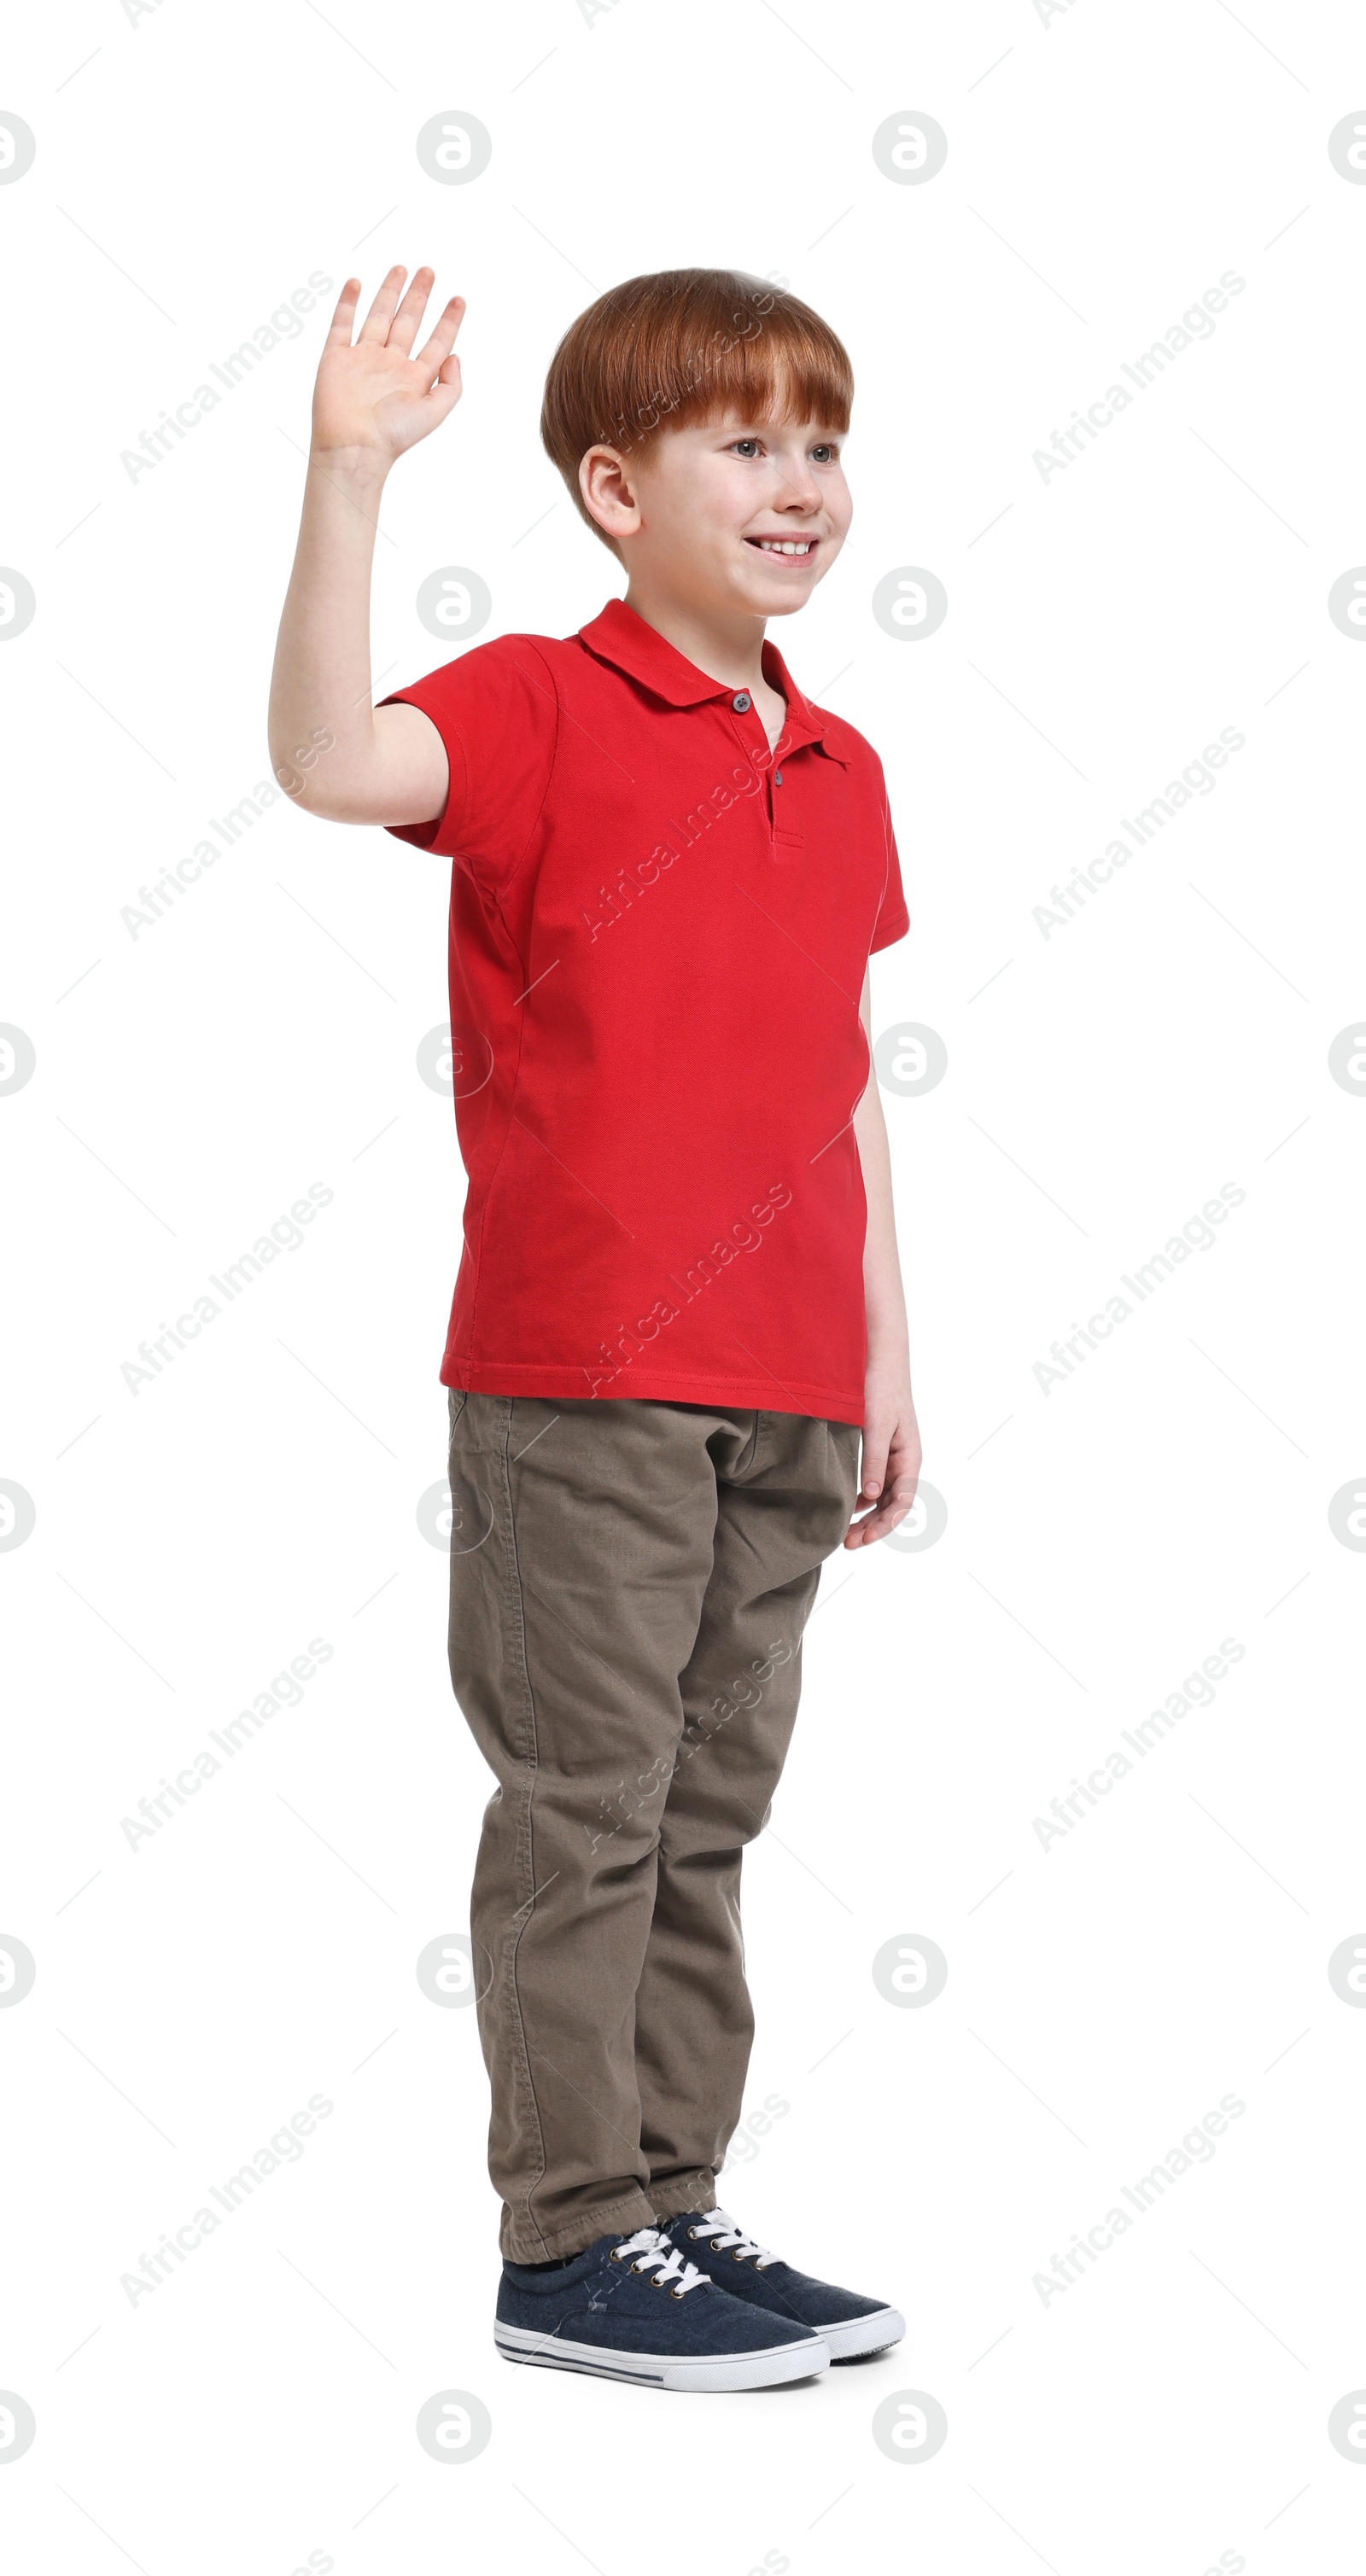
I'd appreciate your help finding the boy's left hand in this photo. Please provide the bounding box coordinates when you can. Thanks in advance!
[844,1374,921,1547]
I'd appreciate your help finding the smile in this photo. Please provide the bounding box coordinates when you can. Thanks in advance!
[745,537,818,559]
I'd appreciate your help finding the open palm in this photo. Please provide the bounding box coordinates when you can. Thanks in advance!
[312,266,464,464]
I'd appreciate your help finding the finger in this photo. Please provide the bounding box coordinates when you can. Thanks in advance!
[386,264,437,357]
[871,1468,919,1541]
[879,1440,919,1504]
[324,277,362,348]
[843,1489,882,1546]
[417,371,464,433]
[413,295,466,384]
[358,264,408,344]
[889,1439,921,1518]
[858,1425,890,1503]
[844,1459,916,1547]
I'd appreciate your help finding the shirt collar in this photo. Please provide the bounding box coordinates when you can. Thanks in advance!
[576,597,849,762]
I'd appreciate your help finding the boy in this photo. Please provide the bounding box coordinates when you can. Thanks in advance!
[269,265,920,2393]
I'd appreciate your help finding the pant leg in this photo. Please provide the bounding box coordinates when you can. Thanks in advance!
[635,1410,861,2218]
[446,1389,750,2261]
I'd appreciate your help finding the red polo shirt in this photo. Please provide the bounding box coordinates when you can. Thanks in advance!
[383,597,907,1425]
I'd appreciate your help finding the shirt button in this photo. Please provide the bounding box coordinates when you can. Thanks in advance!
[732,691,750,712]
[774,772,783,785]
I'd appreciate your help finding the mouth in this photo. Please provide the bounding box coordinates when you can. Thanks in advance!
[744,535,820,566]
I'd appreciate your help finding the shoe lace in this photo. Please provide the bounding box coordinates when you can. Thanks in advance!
[683,2208,779,2270]
[612,2226,710,2295]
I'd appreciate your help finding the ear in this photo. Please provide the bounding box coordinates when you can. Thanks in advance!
[579,444,641,543]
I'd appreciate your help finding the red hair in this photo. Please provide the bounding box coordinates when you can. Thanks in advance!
[540,267,853,555]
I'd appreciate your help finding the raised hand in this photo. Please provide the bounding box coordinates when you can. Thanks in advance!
[312,266,464,467]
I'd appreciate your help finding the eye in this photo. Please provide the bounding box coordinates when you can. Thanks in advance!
[731,437,762,458]
[810,442,839,464]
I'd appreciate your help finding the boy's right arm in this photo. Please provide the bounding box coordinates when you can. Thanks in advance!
[267,266,464,826]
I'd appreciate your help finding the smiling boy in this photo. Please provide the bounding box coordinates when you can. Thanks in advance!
[269,265,919,2392]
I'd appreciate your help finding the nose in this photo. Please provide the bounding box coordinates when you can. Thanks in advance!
[777,462,820,512]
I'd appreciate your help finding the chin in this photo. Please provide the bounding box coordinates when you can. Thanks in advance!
[749,583,814,618]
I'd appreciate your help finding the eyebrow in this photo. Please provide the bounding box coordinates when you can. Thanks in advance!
[711,421,845,436]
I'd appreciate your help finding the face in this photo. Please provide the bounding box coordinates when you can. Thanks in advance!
[581,412,853,618]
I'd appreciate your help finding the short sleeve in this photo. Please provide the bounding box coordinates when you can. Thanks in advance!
[870,786,908,952]
[379,635,558,900]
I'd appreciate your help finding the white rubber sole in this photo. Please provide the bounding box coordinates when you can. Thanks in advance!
[823,2305,906,2362]
[495,2318,830,2391]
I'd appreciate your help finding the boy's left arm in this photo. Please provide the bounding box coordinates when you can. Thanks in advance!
[846,970,922,1547]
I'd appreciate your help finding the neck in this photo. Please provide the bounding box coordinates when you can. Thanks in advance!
[620,581,769,694]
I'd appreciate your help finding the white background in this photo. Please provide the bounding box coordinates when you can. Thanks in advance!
[3,1,1365,2568]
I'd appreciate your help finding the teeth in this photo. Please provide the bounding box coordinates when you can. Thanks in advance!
[757,539,812,554]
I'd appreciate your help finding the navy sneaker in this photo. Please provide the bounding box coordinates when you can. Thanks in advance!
[495,2226,830,2391]
[661,2208,904,2362]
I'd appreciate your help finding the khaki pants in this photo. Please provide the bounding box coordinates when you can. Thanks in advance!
[446,1390,860,2260]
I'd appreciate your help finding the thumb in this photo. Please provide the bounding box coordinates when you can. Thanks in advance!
[860,1419,890,1498]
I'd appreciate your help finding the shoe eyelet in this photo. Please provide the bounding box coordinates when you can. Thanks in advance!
[686,2227,701,2240]
[731,2248,745,2261]
[631,2259,647,2274]
[608,2247,624,2262]
[669,2286,685,2299]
